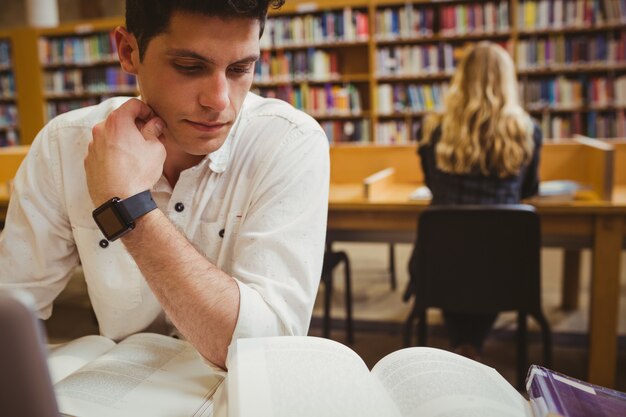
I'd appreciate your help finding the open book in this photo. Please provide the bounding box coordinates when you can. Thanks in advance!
[227,336,626,417]
[47,333,224,417]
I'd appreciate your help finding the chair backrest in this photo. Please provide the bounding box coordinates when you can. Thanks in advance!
[411,204,542,315]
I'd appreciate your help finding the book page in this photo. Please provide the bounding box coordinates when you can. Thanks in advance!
[47,335,116,384]
[54,333,223,417]
[371,347,532,417]
[228,336,402,417]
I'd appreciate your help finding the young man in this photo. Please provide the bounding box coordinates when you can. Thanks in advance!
[0,0,329,370]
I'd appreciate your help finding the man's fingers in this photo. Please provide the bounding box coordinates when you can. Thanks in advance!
[141,117,165,141]
[120,97,156,121]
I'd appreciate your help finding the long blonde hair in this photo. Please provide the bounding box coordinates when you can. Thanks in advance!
[421,42,534,178]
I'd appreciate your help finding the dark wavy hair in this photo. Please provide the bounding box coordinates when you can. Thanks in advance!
[126,0,285,60]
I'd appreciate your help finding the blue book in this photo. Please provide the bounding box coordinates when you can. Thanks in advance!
[587,111,597,138]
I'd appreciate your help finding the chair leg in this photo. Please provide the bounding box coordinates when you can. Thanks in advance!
[322,275,332,339]
[403,302,419,347]
[342,253,354,344]
[417,309,427,346]
[388,244,397,290]
[535,313,552,368]
[517,313,528,390]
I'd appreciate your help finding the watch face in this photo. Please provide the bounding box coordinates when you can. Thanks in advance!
[93,199,133,241]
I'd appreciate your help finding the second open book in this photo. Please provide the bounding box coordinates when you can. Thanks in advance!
[228,336,626,417]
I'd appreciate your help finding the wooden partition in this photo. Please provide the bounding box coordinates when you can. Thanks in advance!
[329,145,421,183]
[612,140,626,186]
[605,139,626,203]
[330,140,615,202]
[0,145,29,222]
[540,138,614,201]
[0,145,28,183]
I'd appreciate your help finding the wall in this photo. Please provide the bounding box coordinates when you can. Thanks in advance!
[0,0,124,28]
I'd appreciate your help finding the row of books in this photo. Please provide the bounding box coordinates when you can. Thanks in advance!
[259,7,369,49]
[538,110,626,138]
[254,49,341,84]
[375,119,421,144]
[46,98,98,120]
[374,6,434,40]
[38,32,117,66]
[376,44,467,77]
[614,76,626,105]
[0,73,15,98]
[439,1,510,35]
[516,34,626,69]
[43,67,136,95]
[518,0,626,30]
[321,119,370,143]
[521,77,585,109]
[587,110,625,137]
[0,129,18,147]
[253,83,362,117]
[0,41,11,67]
[377,83,448,114]
[0,104,18,126]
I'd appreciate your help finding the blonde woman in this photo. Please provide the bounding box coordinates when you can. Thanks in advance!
[407,41,542,360]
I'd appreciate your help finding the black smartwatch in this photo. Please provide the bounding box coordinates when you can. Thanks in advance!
[92,190,157,241]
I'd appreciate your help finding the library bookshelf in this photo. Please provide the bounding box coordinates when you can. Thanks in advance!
[11,17,136,145]
[262,0,626,144]
[3,0,626,147]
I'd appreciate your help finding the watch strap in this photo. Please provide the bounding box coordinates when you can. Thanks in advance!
[120,190,157,220]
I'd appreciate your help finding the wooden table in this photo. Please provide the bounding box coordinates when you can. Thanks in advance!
[328,183,626,389]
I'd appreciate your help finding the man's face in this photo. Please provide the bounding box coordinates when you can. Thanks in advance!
[129,12,260,157]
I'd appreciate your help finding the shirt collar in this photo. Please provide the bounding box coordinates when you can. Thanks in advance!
[204,98,248,174]
[206,131,231,174]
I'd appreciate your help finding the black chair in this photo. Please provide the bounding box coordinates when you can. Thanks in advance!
[321,244,354,344]
[403,204,552,389]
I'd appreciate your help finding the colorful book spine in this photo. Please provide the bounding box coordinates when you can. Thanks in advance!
[321,119,370,144]
[260,7,368,49]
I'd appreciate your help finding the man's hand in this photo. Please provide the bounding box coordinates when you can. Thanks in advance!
[85,98,166,206]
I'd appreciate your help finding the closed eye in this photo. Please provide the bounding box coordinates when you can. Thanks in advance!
[172,63,204,74]
[228,63,254,76]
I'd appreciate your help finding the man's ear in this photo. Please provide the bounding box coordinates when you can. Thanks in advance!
[115,26,140,75]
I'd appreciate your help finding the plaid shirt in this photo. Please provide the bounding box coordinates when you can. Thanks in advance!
[418,124,542,205]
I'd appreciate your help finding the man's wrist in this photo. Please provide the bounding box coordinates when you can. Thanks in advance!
[92,190,157,241]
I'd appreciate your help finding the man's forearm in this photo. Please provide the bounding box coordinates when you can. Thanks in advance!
[121,209,239,369]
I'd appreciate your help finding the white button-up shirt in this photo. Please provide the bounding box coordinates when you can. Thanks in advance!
[0,93,329,343]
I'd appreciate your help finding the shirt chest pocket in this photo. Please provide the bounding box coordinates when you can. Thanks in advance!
[198,211,242,270]
[73,226,143,310]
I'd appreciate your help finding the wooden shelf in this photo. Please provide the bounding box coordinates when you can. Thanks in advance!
[375,31,511,45]
[310,112,370,119]
[518,63,626,75]
[378,111,433,118]
[377,73,452,82]
[254,74,370,86]
[527,105,626,113]
[42,58,120,70]
[518,22,626,36]
[261,39,369,51]
[45,88,137,100]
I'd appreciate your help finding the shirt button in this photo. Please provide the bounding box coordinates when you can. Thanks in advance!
[99,239,109,248]
[174,202,185,212]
